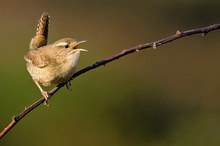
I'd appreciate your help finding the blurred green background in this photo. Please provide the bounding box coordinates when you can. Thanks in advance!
[1,0,220,145]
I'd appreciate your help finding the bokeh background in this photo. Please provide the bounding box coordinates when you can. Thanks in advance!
[1,0,220,145]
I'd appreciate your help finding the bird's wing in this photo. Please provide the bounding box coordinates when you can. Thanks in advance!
[29,12,50,50]
[24,49,50,68]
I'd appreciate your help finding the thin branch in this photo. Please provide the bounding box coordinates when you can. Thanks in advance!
[1,23,220,139]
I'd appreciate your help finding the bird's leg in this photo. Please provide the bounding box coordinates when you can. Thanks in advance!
[66,80,72,91]
[33,79,50,105]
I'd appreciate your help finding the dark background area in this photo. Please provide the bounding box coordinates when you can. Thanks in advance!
[1,0,220,145]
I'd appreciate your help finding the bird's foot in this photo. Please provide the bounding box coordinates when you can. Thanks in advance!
[66,81,72,91]
[41,90,50,106]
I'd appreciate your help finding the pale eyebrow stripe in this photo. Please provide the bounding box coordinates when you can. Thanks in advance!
[54,42,68,47]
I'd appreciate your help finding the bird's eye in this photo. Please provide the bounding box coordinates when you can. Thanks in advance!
[64,44,69,48]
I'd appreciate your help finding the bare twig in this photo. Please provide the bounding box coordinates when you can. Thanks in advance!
[1,23,220,139]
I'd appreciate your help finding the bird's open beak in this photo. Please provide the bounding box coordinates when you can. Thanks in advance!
[75,40,87,52]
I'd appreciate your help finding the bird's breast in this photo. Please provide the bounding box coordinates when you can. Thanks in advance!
[52,51,81,84]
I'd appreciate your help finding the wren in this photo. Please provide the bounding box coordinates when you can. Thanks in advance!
[24,12,87,104]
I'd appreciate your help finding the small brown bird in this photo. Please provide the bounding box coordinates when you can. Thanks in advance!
[24,12,87,103]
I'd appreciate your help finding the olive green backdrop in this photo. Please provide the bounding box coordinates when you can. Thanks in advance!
[1,0,220,145]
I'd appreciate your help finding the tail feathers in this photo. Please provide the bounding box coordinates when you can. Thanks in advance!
[29,12,50,50]
[36,12,50,39]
